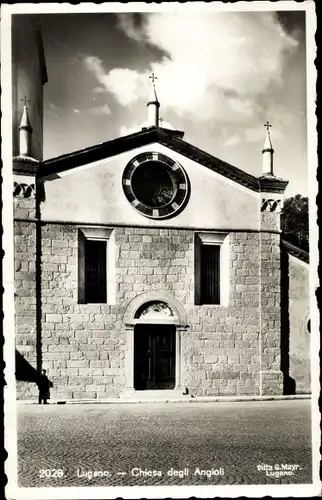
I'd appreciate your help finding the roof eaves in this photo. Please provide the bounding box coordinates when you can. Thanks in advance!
[39,127,160,178]
[281,238,309,264]
[259,174,289,194]
[157,131,260,192]
[40,126,260,192]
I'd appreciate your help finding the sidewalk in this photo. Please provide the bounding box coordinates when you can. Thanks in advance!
[17,394,311,405]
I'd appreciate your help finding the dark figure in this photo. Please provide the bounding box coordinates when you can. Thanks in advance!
[37,369,53,404]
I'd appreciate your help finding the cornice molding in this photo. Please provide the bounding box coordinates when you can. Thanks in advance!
[13,156,40,175]
[39,128,289,194]
[258,174,289,193]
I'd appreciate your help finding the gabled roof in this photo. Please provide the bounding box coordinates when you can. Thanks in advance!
[37,127,288,193]
[281,238,309,264]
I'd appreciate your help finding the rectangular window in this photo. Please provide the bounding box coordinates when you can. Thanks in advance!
[78,227,116,305]
[85,239,107,303]
[195,232,229,306]
[200,244,220,304]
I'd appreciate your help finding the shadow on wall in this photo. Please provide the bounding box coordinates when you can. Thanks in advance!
[15,349,39,383]
[36,184,44,373]
[280,248,296,395]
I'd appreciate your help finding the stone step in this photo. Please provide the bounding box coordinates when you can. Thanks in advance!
[120,389,192,400]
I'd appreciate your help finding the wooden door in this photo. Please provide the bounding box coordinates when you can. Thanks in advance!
[134,325,175,390]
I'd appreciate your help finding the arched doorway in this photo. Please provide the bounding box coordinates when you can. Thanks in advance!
[134,302,176,390]
[123,293,188,394]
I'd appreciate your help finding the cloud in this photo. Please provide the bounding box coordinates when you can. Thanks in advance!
[73,108,81,113]
[223,134,242,147]
[93,86,106,94]
[245,126,284,143]
[117,14,145,43]
[84,56,146,106]
[103,68,146,106]
[88,104,111,116]
[120,124,141,137]
[228,97,258,118]
[83,12,299,129]
[222,123,285,148]
[47,102,61,119]
[158,119,174,130]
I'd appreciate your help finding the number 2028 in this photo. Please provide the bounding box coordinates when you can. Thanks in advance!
[39,469,64,478]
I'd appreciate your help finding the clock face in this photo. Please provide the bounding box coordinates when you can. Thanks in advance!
[122,152,189,219]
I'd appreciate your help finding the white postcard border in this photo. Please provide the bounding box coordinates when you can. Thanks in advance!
[2,2,320,499]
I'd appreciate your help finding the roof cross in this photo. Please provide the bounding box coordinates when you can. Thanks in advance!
[149,72,158,84]
[21,96,30,106]
[264,121,272,131]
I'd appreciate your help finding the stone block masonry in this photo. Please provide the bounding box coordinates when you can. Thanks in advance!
[183,232,261,396]
[14,194,39,399]
[259,232,283,395]
[14,220,283,399]
[259,208,284,395]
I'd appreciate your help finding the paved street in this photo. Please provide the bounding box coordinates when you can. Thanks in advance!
[17,400,312,487]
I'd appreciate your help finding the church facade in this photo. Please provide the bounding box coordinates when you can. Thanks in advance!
[13,16,311,400]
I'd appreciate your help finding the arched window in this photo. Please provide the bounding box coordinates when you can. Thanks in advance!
[135,301,174,319]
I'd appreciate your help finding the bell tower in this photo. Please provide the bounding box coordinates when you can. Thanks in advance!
[12,15,47,162]
[12,16,48,398]
[258,121,288,395]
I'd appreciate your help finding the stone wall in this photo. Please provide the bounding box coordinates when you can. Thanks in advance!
[259,232,283,395]
[288,255,310,393]
[259,209,283,395]
[14,218,289,399]
[184,232,261,396]
[14,195,38,399]
[33,225,262,399]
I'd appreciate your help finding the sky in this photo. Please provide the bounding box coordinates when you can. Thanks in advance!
[32,9,307,196]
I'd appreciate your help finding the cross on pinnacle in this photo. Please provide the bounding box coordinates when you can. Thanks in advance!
[21,96,30,106]
[149,73,158,84]
[264,121,272,131]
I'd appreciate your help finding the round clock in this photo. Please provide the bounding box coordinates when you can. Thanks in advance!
[122,152,189,219]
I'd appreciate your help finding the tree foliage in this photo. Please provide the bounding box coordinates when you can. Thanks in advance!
[281,194,309,251]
